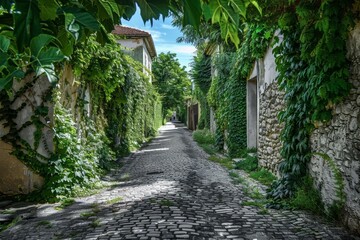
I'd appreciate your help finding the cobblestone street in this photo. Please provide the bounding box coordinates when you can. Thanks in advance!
[0,122,359,240]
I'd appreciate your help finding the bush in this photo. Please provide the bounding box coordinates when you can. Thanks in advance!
[290,177,324,215]
[235,154,258,172]
[193,129,214,145]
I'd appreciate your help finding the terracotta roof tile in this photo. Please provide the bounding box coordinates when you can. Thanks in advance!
[112,25,157,59]
[112,25,150,37]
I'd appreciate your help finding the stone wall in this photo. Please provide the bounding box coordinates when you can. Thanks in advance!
[258,81,285,174]
[0,74,53,195]
[309,23,360,234]
[256,25,360,233]
[0,65,89,196]
[257,44,285,174]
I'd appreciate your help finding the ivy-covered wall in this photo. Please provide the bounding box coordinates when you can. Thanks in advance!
[309,23,360,233]
[256,24,360,234]
[0,74,52,195]
[0,35,163,200]
[208,25,273,157]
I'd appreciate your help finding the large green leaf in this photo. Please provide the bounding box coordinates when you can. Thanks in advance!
[36,64,57,83]
[38,0,59,20]
[14,0,42,50]
[0,52,8,66]
[183,0,201,28]
[75,12,100,30]
[0,0,13,11]
[37,47,64,65]
[30,34,56,56]
[0,35,10,52]
[117,0,136,21]
[135,0,171,24]
[98,0,120,20]
[61,7,100,31]
[57,27,74,56]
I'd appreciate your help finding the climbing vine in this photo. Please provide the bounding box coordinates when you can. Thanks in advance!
[191,53,212,129]
[0,33,163,200]
[268,0,354,200]
[208,24,274,157]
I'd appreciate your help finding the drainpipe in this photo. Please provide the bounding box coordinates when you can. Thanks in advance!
[256,59,260,149]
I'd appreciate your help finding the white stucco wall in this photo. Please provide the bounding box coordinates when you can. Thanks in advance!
[117,38,153,81]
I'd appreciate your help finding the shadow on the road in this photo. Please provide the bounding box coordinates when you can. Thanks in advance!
[1,122,359,240]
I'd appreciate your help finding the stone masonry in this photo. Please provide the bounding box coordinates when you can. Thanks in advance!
[309,22,360,234]
[256,24,360,233]
[258,81,285,174]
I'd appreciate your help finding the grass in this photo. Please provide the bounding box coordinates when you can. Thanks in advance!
[208,155,233,170]
[90,219,101,228]
[229,171,245,185]
[106,197,123,205]
[55,198,75,210]
[0,215,21,232]
[193,129,214,144]
[235,152,276,186]
[80,211,96,218]
[250,169,277,186]
[249,188,265,200]
[235,154,258,172]
[119,173,131,182]
[242,201,264,207]
[289,177,324,215]
[193,129,217,155]
[0,209,15,214]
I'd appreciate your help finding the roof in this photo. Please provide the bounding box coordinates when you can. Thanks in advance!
[112,25,157,58]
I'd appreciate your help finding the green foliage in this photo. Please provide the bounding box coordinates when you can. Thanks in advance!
[0,0,259,94]
[289,177,324,215]
[208,155,234,170]
[193,129,215,144]
[192,129,217,155]
[249,169,277,187]
[43,101,100,201]
[152,52,191,119]
[191,53,212,129]
[268,0,353,201]
[208,24,273,157]
[73,35,163,157]
[235,151,276,186]
[106,197,123,205]
[313,153,345,220]
[235,155,258,172]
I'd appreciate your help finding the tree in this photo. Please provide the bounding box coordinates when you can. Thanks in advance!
[0,0,260,92]
[152,52,191,120]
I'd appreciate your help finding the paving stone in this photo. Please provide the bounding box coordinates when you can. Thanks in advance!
[0,122,358,240]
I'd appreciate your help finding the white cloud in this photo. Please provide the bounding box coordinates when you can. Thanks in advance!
[147,30,167,42]
[156,44,196,54]
[161,24,175,30]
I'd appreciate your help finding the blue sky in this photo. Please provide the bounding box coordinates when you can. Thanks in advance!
[121,11,196,72]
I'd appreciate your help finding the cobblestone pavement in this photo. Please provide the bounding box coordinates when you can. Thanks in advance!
[0,122,359,240]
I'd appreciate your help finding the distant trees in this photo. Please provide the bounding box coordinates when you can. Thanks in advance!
[152,52,191,120]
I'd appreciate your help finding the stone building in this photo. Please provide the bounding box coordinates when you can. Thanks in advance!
[112,25,157,81]
[248,26,360,233]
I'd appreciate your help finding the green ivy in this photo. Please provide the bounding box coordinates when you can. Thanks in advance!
[191,53,212,129]
[208,24,273,157]
[268,0,354,200]
[72,35,163,157]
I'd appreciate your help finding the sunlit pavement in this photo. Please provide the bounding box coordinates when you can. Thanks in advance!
[0,122,359,240]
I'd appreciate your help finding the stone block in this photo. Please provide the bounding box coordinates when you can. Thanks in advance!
[0,141,44,195]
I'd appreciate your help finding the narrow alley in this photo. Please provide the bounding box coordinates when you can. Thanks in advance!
[0,122,358,240]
